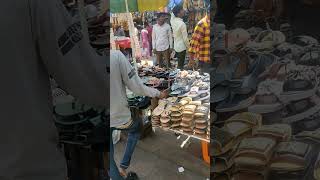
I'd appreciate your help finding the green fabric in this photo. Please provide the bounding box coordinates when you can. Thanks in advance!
[110,0,138,13]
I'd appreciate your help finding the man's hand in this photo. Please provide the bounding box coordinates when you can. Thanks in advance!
[188,60,195,69]
[158,89,169,99]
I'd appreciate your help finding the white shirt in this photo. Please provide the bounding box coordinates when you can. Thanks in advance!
[170,13,189,52]
[0,0,107,179]
[152,23,173,51]
[110,50,160,127]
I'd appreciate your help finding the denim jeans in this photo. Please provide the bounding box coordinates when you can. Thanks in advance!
[109,119,142,180]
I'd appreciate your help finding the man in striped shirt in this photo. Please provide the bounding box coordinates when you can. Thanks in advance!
[188,15,210,72]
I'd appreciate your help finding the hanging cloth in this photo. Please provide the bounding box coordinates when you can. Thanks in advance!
[137,0,169,12]
[110,0,138,13]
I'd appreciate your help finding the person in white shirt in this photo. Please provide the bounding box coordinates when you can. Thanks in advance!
[110,50,167,180]
[171,5,189,70]
[152,13,173,68]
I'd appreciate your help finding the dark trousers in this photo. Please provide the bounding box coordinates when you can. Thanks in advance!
[176,50,186,70]
[155,49,170,68]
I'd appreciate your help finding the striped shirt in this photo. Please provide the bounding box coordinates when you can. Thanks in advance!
[189,16,210,63]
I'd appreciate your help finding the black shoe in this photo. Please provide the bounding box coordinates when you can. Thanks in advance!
[125,172,139,180]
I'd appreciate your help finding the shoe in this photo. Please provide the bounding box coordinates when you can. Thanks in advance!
[126,172,139,180]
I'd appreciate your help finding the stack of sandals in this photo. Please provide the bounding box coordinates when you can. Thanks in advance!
[179,97,195,133]
[170,103,183,129]
[211,111,320,179]
[249,62,320,134]
[211,112,262,179]
[160,109,171,130]
[151,100,166,127]
[194,105,209,137]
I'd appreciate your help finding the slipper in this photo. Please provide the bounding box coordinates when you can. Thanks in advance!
[253,124,292,142]
[298,49,320,66]
[212,148,236,173]
[249,80,284,114]
[225,112,262,137]
[292,35,318,48]
[270,141,313,178]
[234,137,277,172]
[295,128,320,145]
[282,95,320,124]
[211,126,236,156]
[215,91,256,113]
[280,66,318,103]
[125,172,139,180]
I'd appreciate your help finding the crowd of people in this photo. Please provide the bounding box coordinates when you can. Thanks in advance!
[113,5,210,72]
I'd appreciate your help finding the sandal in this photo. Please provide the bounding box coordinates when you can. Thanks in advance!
[298,49,320,66]
[280,65,318,103]
[269,141,313,178]
[282,94,320,124]
[248,80,284,114]
[295,128,320,145]
[211,126,236,156]
[252,124,292,142]
[212,148,236,173]
[211,112,262,156]
[234,137,277,172]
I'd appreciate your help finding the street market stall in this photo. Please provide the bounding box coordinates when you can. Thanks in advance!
[110,0,211,164]
[212,1,320,179]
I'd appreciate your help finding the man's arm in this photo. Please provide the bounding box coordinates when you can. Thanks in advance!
[181,23,189,50]
[168,24,173,49]
[152,26,156,50]
[116,51,161,98]
[31,0,107,107]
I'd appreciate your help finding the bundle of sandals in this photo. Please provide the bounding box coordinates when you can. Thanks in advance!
[170,70,210,102]
[152,96,210,139]
[212,7,320,179]
[211,112,320,180]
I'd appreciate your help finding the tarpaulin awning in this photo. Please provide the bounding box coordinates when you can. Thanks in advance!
[137,0,168,11]
[110,0,168,13]
[110,0,138,13]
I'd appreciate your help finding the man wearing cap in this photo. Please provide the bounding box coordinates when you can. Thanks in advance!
[152,13,173,68]
[171,5,189,70]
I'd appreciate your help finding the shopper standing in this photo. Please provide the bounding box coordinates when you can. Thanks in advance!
[141,24,151,58]
[0,0,107,180]
[188,15,210,72]
[152,13,173,68]
[146,22,153,55]
[171,5,189,70]
[110,50,167,180]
